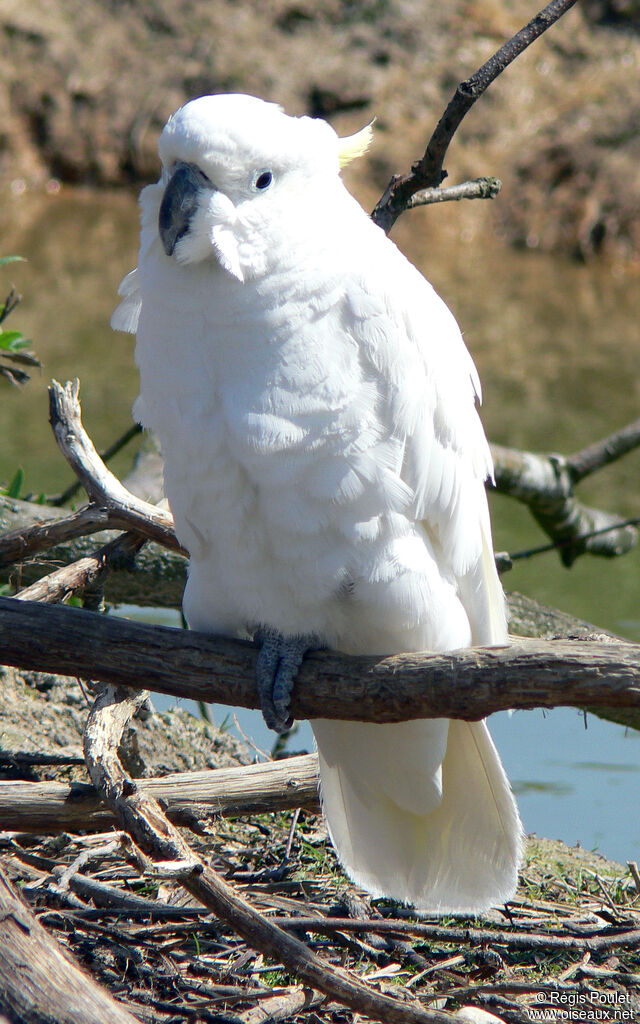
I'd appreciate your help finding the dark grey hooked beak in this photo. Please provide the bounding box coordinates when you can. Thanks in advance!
[158,162,213,256]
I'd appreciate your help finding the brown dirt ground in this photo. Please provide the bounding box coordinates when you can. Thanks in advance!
[1,1,640,261]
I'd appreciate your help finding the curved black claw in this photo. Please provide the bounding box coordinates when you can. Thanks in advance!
[254,628,318,734]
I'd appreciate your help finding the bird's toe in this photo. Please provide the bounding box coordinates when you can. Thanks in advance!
[254,628,319,733]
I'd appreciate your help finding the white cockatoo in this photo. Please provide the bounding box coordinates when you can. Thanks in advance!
[112,93,523,912]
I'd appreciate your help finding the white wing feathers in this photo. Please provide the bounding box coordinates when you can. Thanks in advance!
[346,235,507,645]
[111,268,141,334]
[312,234,518,912]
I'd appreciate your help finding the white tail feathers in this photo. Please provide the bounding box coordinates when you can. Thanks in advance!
[312,716,523,913]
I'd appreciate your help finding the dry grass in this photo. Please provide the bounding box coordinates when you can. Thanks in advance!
[3,807,638,1023]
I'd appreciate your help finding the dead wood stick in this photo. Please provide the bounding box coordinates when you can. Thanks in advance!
[0,503,113,569]
[51,422,143,507]
[0,495,186,607]
[15,531,145,604]
[1,597,638,722]
[0,860,142,1024]
[237,987,324,1023]
[406,177,502,208]
[271,917,640,954]
[490,442,638,566]
[0,501,183,570]
[83,684,455,1024]
[0,755,320,832]
[46,378,185,554]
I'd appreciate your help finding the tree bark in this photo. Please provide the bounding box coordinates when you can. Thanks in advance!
[0,495,186,607]
[0,754,320,833]
[1,596,638,726]
[0,863,142,1024]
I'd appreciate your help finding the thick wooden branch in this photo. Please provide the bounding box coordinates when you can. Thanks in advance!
[0,862,142,1024]
[491,442,638,566]
[372,0,579,232]
[0,754,320,833]
[1,597,638,723]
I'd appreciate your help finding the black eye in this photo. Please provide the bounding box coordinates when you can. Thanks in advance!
[254,170,273,191]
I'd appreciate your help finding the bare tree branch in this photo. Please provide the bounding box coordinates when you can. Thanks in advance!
[406,176,502,209]
[271,916,640,955]
[47,379,185,554]
[491,439,639,566]
[14,531,145,604]
[372,0,580,232]
[0,500,183,569]
[1,597,638,724]
[50,421,143,507]
[0,494,186,607]
[0,754,320,833]
[567,416,640,484]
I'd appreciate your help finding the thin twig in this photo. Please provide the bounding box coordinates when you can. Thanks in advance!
[372,0,579,231]
[507,516,640,564]
[407,177,502,208]
[271,916,640,953]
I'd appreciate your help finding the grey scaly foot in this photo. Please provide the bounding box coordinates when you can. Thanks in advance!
[254,627,319,733]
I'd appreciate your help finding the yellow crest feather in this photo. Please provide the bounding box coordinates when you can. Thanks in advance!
[337,120,375,167]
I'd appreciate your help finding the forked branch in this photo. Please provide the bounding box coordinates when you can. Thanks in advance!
[372,0,580,232]
[491,424,640,567]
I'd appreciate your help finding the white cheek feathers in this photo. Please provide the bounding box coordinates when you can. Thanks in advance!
[174,190,242,280]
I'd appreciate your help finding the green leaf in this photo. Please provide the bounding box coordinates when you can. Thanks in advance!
[0,330,31,352]
[0,256,26,267]
[7,467,24,498]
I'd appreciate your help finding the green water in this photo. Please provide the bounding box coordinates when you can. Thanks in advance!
[1,187,639,861]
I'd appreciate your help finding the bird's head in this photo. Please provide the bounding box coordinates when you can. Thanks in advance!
[150,93,373,281]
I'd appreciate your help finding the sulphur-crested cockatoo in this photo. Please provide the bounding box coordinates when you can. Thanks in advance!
[113,93,523,912]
